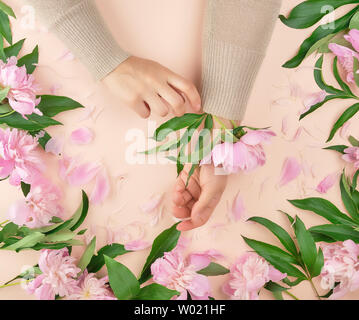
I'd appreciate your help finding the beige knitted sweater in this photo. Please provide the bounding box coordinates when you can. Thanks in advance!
[27,0,281,120]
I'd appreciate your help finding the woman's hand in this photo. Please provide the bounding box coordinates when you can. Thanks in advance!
[171,116,235,231]
[103,56,201,118]
[172,163,228,231]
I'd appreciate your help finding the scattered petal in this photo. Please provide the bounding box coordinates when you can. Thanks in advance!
[124,240,151,251]
[140,194,164,213]
[45,137,64,156]
[70,127,94,145]
[279,157,302,187]
[90,168,111,205]
[316,173,338,194]
[229,192,245,222]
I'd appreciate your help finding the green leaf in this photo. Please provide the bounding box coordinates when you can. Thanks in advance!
[68,190,89,231]
[154,113,204,142]
[247,216,298,257]
[351,9,359,29]
[311,231,336,243]
[36,95,84,117]
[349,135,359,147]
[293,216,317,274]
[272,291,284,300]
[105,255,139,300]
[0,112,62,131]
[21,181,30,197]
[278,210,295,225]
[327,103,359,142]
[0,86,9,102]
[0,222,18,242]
[309,224,359,243]
[352,170,359,191]
[324,145,348,154]
[17,45,38,74]
[314,55,343,95]
[354,55,359,88]
[0,1,15,18]
[289,198,355,226]
[311,247,324,278]
[333,57,354,95]
[43,230,75,242]
[243,237,306,279]
[197,262,230,276]
[1,232,45,251]
[141,138,179,155]
[282,277,306,287]
[87,243,130,273]
[4,38,24,58]
[78,236,96,272]
[264,281,290,293]
[300,95,352,120]
[340,171,359,221]
[282,6,359,68]
[133,284,179,300]
[204,114,213,130]
[36,131,51,150]
[279,0,359,29]
[139,223,181,284]
[0,10,11,44]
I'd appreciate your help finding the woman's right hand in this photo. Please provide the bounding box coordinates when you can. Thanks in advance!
[103,56,201,118]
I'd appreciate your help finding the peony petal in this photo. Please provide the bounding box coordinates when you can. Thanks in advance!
[67,162,101,186]
[90,168,111,205]
[279,157,301,187]
[45,137,64,156]
[140,193,163,213]
[316,173,338,194]
[229,191,245,221]
[70,127,94,145]
[124,240,151,251]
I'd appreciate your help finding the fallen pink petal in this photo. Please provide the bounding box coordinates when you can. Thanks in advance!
[70,127,94,145]
[279,157,302,187]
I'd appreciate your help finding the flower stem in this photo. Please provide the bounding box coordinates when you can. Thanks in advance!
[213,115,239,142]
[308,277,321,300]
[0,279,31,289]
[285,291,300,300]
[0,220,9,226]
[0,110,15,118]
[230,120,237,128]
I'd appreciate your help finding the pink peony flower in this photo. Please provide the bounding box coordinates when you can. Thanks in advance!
[223,252,286,300]
[344,29,359,54]
[342,147,359,168]
[329,43,359,83]
[0,128,44,185]
[8,176,62,228]
[66,270,116,300]
[206,130,275,174]
[0,56,42,118]
[320,240,359,299]
[27,248,80,300]
[151,250,211,300]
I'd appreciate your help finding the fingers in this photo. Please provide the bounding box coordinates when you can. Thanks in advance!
[132,102,151,119]
[157,85,186,117]
[177,184,223,232]
[143,93,169,117]
[167,74,201,112]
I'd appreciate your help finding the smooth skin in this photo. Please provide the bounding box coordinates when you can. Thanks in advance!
[172,118,234,231]
[104,56,231,231]
[103,56,202,118]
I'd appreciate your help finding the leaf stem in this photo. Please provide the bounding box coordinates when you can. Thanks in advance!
[0,110,14,118]
[284,291,300,300]
[0,220,9,226]
[308,277,321,300]
[213,115,239,142]
[0,280,25,289]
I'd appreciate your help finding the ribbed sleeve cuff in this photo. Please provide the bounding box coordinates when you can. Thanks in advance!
[201,38,265,121]
[51,0,129,80]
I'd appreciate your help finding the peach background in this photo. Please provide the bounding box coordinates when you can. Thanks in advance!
[0,0,358,300]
